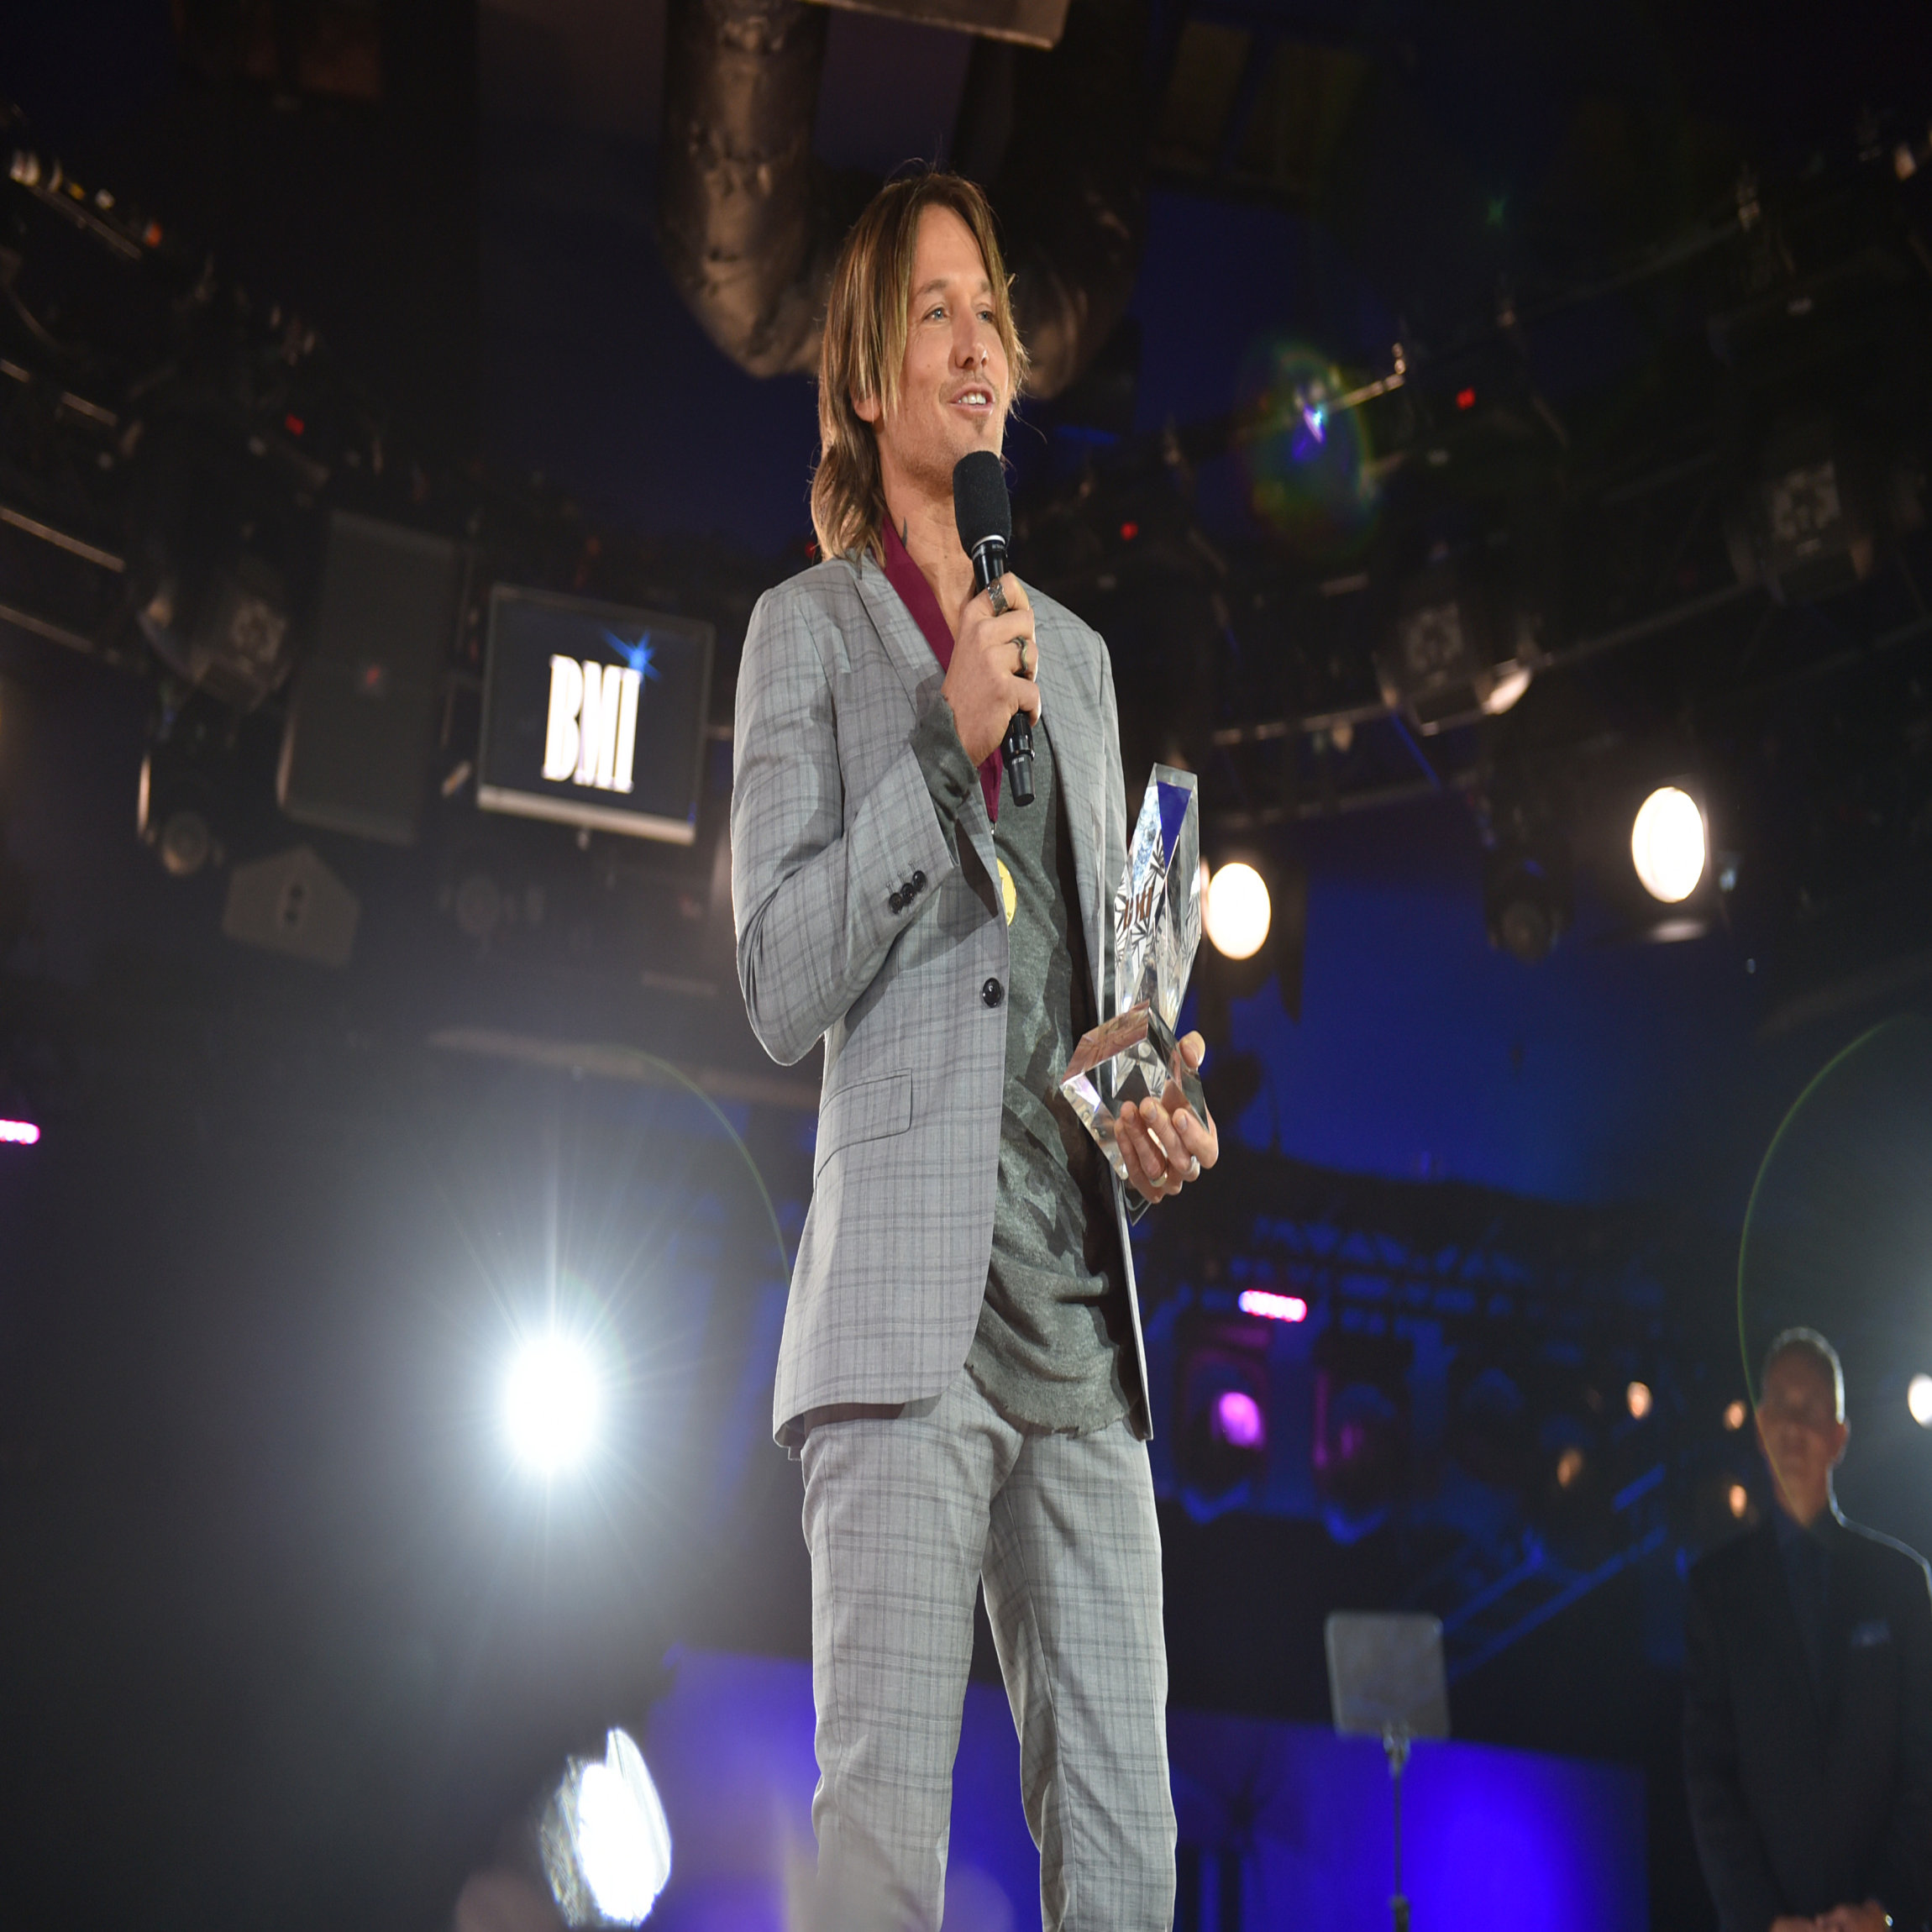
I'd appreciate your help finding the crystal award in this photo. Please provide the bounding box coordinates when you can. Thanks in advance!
[1060,764,1207,1180]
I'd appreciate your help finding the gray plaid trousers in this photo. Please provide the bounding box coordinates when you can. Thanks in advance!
[802,1370,1175,1932]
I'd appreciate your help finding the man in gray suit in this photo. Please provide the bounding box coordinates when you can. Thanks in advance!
[731,171,1220,1931]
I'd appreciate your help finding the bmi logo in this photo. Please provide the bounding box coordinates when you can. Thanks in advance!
[541,633,659,792]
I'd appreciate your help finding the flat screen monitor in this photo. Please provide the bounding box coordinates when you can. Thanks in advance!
[478,585,714,843]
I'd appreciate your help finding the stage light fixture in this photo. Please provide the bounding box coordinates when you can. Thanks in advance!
[1312,1331,1410,1536]
[1368,486,1557,737]
[1446,1356,1534,1493]
[1236,1288,1307,1324]
[1728,1482,1749,1519]
[1483,839,1572,964]
[1909,1374,1932,1427]
[1204,861,1271,960]
[505,1331,601,1474]
[540,1726,673,1926]
[1214,1389,1266,1451]
[0,1117,40,1145]
[1625,1380,1652,1420]
[1630,787,1706,903]
[1725,412,1879,604]
[1374,570,1546,735]
[1724,1399,1747,1431]
[1175,1316,1273,1502]
[1554,1445,1586,1490]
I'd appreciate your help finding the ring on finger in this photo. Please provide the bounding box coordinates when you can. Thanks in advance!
[1015,637,1030,677]
[987,579,1010,617]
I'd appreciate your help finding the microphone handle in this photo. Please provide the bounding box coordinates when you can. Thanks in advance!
[974,538,1034,809]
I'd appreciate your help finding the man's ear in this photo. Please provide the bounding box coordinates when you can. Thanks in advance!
[852,391,881,427]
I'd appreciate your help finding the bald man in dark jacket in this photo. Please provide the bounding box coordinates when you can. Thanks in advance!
[1685,1331,1932,1932]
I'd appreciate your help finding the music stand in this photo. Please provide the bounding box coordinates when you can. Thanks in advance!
[1325,1612,1449,1932]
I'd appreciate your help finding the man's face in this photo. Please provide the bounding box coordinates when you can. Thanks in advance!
[856,204,1008,496]
[1756,1351,1848,1518]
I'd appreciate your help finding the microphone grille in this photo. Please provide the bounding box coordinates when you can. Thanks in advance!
[952,450,1011,554]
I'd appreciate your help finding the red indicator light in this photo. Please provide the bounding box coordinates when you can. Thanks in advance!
[1456,387,1476,411]
[284,414,305,437]
[1120,521,1139,542]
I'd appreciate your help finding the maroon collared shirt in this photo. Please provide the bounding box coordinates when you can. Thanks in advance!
[879,517,1003,826]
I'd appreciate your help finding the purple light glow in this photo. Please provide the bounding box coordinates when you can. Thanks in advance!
[635,1649,1645,1930]
[1237,1288,1308,1323]
[1213,1389,1266,1449]
[0,1118,40,1146]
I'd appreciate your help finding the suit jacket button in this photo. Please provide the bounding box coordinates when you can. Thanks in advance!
[911,870,927,890]
[890,892,904,914]
[982,977,1003,1008]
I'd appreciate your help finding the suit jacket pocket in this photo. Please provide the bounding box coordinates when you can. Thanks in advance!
[814,1070,912,1174]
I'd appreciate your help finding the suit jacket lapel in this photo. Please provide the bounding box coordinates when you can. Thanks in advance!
[1032,601,1108,1014]
[851,554,999,885]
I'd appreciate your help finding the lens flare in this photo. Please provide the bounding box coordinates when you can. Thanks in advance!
[1237,343,1381,556]
[542,1727,673,1925]
[506,1331,601,1473]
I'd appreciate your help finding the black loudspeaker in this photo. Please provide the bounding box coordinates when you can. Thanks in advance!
[277,512,461,845]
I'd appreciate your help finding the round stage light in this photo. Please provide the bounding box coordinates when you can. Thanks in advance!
[1630,787,1706,903]
[1626,1380,1652,1420]
[506,1331,601,1474]
[1212,1389,1266,1450]
[1205,862,1271,960]
[1728,1482,1749,1519]
[1909,1374,1932,1427]
[1723,1399,1747,1431]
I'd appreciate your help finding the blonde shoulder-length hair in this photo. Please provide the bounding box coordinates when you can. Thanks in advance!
[811,172,1029,564]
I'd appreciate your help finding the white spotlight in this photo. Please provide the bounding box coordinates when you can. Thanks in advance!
[1630,787,1706,903]
[1205,862,1271,961]
[542,1727,673,1925]
[1908,1374,1932,1427]
[506,1331,601,1473]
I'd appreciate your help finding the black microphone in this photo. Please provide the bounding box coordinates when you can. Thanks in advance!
[952,449,1033,808]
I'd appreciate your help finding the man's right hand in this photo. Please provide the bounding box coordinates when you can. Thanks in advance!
[943,575,1041,767]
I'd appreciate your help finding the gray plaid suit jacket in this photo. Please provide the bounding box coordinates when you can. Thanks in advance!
[731,549,1153,1447]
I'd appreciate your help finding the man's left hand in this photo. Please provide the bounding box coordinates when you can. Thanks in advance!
[1116,1031,1220,1205]
[1819,1903,1890,1932]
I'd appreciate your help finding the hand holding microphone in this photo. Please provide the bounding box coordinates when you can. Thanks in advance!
[951,450,1036,806]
